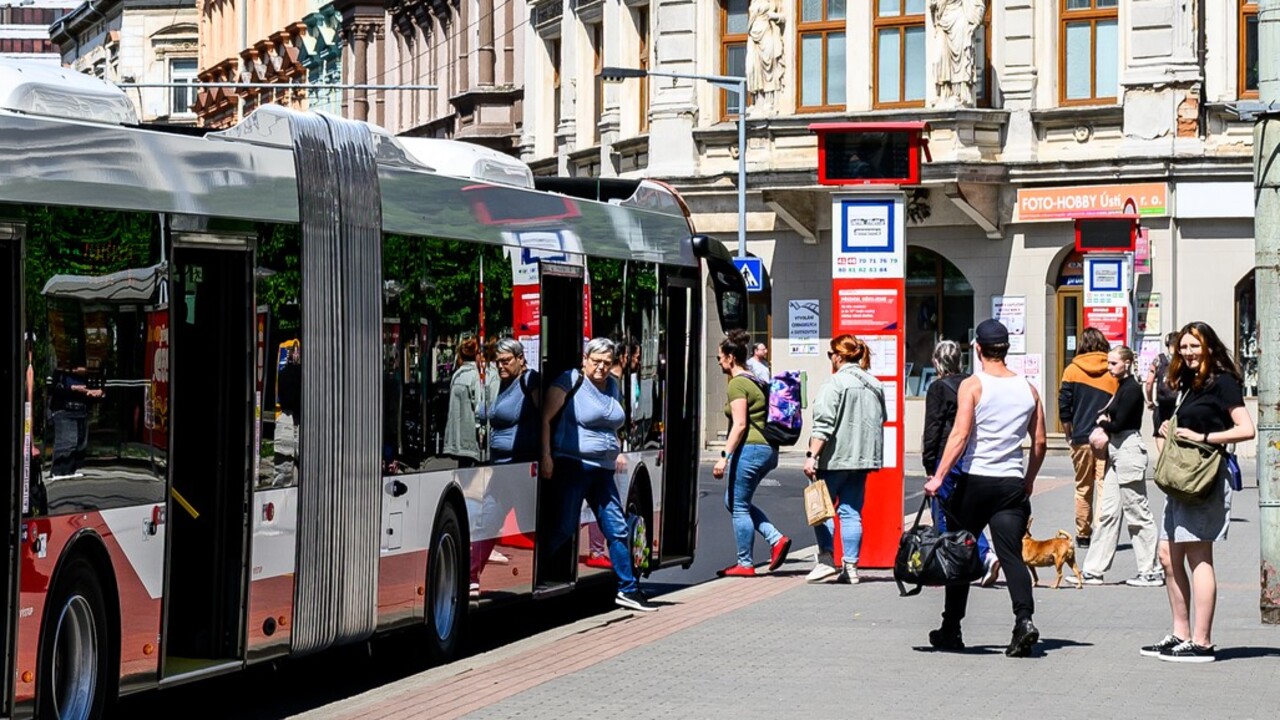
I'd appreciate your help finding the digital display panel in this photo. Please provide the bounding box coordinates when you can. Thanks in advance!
[812,122,927,186]
[1075,217,1137,252]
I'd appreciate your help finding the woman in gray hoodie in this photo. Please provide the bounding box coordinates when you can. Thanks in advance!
[802,334,886,584]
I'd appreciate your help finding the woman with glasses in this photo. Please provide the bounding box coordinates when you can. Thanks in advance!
[542,338,655,612]
[803,334,885,584]
[712,329,791,577]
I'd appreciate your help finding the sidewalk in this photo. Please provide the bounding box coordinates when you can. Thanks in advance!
[295,463,1280,720]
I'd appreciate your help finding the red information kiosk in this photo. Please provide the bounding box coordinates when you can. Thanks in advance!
[810,122,928,568]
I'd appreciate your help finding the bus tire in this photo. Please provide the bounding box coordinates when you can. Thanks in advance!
[38,556,111,720]
[425,501,467,663]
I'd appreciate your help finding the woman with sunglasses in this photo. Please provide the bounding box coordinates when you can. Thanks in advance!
[802,334,886,584]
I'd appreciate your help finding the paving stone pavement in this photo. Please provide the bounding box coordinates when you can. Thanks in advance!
[297,456,1280,720]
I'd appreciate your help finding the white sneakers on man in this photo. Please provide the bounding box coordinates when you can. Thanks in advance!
[806,551,841,583]
[837,562,859,584]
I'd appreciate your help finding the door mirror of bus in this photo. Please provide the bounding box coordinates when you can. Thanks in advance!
[388,480,408,498]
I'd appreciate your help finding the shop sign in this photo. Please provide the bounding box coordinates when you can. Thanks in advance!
[1015,182,1168,222]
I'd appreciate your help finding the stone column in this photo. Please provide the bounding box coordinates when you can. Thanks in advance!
[997,0,1038,162]
[645,0,699,178]
[479,0,495,86]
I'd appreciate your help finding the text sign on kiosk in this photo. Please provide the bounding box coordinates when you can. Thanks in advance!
[810,122,930,186]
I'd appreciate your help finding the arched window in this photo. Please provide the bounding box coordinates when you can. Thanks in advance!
[905,248,972,396]
[1237,270,1257,396]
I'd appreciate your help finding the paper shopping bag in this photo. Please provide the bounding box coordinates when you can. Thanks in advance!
[804,479,836,527]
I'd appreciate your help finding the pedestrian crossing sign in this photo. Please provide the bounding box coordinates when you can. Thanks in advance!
[732,257,764,293]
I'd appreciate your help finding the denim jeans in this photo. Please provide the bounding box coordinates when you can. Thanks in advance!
[724,443,782,567]
[812,469,869,565]
[931,468,992,560]
[553,458,638,593]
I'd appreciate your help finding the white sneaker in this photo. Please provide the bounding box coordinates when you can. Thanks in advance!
[837,562,859,585]
[806,551,840,583]
[488,549,511,564]
[468,582,480,599]
[976,553,1000,587]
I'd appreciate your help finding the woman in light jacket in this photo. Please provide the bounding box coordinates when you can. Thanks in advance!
[443,337,483,466]
[802,334,886,584]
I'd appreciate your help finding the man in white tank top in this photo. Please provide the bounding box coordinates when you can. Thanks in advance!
[923,319,1048,658]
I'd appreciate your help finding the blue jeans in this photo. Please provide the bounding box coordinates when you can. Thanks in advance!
[554,458,638,593]
[931,468,992,559]
[813,469,868,565]
[724,443,782,567]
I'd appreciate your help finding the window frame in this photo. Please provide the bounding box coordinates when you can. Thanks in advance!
[637,5,650,133]
[549,38,562,135]
[169,57,199,117]
[796,0,847,113]
[1240,0,1259,99]
[590,23,604,146]
[975,3,993,108]
[872,0,926,109]
[719,0,748,120]
[1058,0,1119,106]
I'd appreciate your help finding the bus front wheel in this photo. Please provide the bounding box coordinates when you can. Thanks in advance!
[38,557,111,720]
[425,502,467,663]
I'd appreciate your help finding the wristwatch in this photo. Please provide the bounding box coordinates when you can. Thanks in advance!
[805,451,813,459]
[720,450,727,458]
[1203,432,1210,443]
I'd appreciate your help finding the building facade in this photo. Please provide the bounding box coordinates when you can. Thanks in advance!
[49,0,198,124]
[1,0,75,64]
[522,0,1263,456]
[192,0,343,127]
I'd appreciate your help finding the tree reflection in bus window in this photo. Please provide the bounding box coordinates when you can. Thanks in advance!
[256,224,301,490]
[21,206,165,516]
[380,235,514,473]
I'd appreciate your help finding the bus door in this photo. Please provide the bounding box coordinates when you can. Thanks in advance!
[162,234,253,680]
[533,263,584,597]
[659,276,698,566]
[0,221,21,711]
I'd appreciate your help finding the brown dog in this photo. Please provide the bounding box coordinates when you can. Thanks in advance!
[1021,517,1083,590]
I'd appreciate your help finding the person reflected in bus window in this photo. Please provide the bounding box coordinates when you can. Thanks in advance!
[541,338,656,612]
[443,337,483,468]
[273,342,301,487]
[49,365,103,478]
[470,338,540,597]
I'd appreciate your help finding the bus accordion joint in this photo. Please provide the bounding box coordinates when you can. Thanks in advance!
[170,489,199,520]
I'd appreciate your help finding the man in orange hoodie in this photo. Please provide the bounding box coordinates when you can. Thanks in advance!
[1057,327,1118,548]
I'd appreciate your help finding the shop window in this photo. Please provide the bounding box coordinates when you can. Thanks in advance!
[874,0,926,108]
[1241,0,1259,98]
[904,248,972,396]
[1237,270,1258,397]
[1060,0,1118,104]
[720,0,749,118]
[797,0,847,111]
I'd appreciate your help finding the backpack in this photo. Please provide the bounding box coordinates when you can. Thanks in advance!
[748,371,803,447]
[1153,354,1177,405]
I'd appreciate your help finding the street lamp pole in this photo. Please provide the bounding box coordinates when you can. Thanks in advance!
[601,67,748,258]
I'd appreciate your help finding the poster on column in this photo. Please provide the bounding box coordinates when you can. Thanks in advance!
[835,284,900,332]
[1083,305,1129,347]
[787,299,821,356]
[1005,353,1043,400]
[991,295,1027,354]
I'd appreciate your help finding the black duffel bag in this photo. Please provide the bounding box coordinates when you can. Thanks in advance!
[894,497,985,597]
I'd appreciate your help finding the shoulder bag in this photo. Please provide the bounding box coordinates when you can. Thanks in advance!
[1153,392,1223,503]
[893,497,984,597]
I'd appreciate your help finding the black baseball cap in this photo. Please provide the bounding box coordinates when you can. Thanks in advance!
[975,319,1010,345]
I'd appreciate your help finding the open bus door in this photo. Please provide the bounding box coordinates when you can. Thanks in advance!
[161,232,253,681]
[533,263,584,597]
[657,273,699,566]
[0,220,21,714]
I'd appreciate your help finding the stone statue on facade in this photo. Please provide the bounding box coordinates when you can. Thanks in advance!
[929,0,986,108]
[746,0,784,117]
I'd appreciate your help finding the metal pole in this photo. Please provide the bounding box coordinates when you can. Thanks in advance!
[1255,0,1280,624]
[737,79,747,258]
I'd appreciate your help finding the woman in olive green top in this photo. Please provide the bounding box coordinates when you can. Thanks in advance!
[711,330,792,576]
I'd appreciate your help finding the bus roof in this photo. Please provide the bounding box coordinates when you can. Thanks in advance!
[0,60,695,268]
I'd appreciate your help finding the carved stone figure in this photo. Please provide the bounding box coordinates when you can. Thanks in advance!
[930,0,986,108]
[746,0,785,116]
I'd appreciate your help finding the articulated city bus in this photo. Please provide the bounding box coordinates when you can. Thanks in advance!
[0,62,751,719]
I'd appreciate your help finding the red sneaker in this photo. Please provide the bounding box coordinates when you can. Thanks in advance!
[584,554,613,569]
[717,564,757,577]
[768,536,792,572]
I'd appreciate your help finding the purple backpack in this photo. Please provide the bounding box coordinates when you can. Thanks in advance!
[751,371,803,447]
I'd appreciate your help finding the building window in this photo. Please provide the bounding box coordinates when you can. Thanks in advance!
[170,58,198,116]
[874,0,926,108]
[1060,0,1118,104]
[590,23,603,145]
[975,3,992,107]
[637,5,649,133]
[720,0,748,118]
[549,38,562,133]
[1241,0,1259,98]
[796,0,846,111]
[1237,270,1258,397]
[904,247,973,396]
